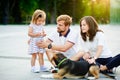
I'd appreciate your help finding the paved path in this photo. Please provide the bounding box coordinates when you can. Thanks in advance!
[0,24,120,80]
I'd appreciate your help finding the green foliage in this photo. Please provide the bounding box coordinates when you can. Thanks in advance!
[20,0,38,14]
[74,0,110,24]
[19,0,39,24]
[110,0,120,24]
[0,0,111,24]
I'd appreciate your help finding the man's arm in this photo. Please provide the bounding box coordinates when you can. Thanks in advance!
[37,40,74,52]
[51,41,74,52]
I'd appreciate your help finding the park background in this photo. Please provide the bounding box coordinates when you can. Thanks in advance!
[0,0,120,80]
[0,0,120,25]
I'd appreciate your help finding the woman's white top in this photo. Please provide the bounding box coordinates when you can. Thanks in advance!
[81,32,112,58]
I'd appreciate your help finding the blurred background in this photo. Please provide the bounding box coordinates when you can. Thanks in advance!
[0,1,120,80]
[0,0,120,25]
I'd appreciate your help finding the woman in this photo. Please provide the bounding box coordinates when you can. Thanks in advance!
[75,16,120,72]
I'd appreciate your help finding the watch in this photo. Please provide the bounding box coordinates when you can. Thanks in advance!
[48,43,52,49]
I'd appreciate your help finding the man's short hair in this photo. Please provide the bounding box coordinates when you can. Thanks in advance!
[57,15,72,26]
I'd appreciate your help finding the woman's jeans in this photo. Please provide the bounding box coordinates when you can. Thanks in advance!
[96,54,120,70]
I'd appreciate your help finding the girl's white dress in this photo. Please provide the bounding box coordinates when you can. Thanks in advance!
[28,23,45,54]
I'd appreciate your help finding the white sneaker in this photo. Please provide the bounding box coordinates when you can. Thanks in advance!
[112,67,116,74]
[49,66,58,73]
[113,66,120,74]
[31,66,39,73]
[40,66,49,72]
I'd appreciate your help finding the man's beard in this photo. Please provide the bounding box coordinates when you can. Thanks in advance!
[57,29,65,33]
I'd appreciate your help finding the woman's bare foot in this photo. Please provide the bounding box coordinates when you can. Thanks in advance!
[100,65,108,71]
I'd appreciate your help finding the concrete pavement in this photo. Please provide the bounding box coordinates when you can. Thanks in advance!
[0,58,53,80]
[1,57,120,80]
[0,24,120,80]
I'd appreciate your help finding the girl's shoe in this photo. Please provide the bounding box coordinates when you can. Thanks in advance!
[31,67,39,73]
[40,66,49,72]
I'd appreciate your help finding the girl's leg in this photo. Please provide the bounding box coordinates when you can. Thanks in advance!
[38,53,44,66]
[38,53,48,71]
[31,53,37,67]
[31,53,39,72]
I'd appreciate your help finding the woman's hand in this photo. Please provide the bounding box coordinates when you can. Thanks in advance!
[83,52,96,64]
[87,58,96,64]
[83,52,91,60]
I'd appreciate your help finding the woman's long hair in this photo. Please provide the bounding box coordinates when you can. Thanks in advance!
[80,16,103,41]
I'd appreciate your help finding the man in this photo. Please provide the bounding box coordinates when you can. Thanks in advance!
[37,14,81,67]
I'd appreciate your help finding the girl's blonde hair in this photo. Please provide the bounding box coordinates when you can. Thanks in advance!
[57,14,72,26]
[31,9,46,24]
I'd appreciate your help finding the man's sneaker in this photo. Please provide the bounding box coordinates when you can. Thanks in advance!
[31,67,39,73]
[40,66,49,72]
[49,66,58,73]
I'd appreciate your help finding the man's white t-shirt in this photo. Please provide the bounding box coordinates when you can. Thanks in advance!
[48,28,80,58]
[81,32,112,58]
